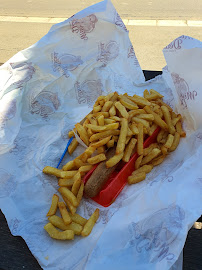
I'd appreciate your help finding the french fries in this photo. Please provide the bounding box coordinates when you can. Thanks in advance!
[59,187,78,207]
[141,148,161,165]
[47,194,59,216]
[137,123,144,155]
[122,138,137,162]
[81,209,99,237]
[58,202,72,225]
[106,152,124,168]
[116,118,128,154]
[43,166,77,178]
[48,215,83,235]
[75,123,89,146]
[87,153,107,165]
[43,90,185,241]
[115,101,129,119]
[44,223,74,240]
[128,172,146,184]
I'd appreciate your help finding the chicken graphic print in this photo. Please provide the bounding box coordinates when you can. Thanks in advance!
[52,52,83,78]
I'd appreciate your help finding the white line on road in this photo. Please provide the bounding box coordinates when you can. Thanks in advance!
[0,16,202,27]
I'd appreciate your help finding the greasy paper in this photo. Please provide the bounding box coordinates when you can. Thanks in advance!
[0,1,202,270]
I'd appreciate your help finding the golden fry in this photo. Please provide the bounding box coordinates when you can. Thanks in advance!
[69,212,87,226]
[176,121,186,137]
[48,215,70,231]
[71,172,81,196]
[128,172,146,184]
[110,116,121,122]
[81,209,99,237]
[143,143,159,156]
[75,123,89,146]
[48,215,82,235]
[106,152,124,168]
[97,114,104,126]
[107,139,115,148]
[87,153,107,165]
[89,130,120,142]
[109,105,116,117]
[132,117,150,129]
[93,104,102,113]
[62,196,77,214]
[161,146,168,155]
[68,128,76,138]
[151,155,165,166]
[144,106,168,131]
[132,164,153,175]
[141,148,161,165]
[125,136,132,145]
[97,146,105,153]
[87,114,97,125]
[137,123,144,155]
[104,118,116,124]
[135,155,143,170]
[90,136,112,149]
[87,128,94,138]
[119,97,138,110]
[93,112,109,118]
[157,129,166,143]
[164,134,174,149]
[161,105,175,135]
[77,181,84,205]
[86,123,119,132]
[47,194,59,216]
[79,165,93,175]
[58,178,75,187]
[172,115,181,126]
[128,109,146,121]
[112,135,119,142]
[74,158,85,169]
[114,101,129,119]
[43,166,77,179]
[130,123,139,135]
[58,202,72,225]
[44,223,74,240]
[62,160,75,171]
[68,138,79,155]
[148,123,158,136]
[59,187,78,207]
[101,101,113,112]
[169,132,180,152]
[127,127,133,136]
[110,92,119,102]
[129,95,151,107]
[136,114,154,121]
[116,118,128,154]
[122,138,137,162]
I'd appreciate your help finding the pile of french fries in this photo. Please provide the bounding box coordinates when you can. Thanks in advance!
[43,90,185,240]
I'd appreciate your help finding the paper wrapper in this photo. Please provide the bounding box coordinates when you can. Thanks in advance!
[0,1,201,269]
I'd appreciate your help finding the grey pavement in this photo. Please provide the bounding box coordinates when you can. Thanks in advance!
[0,0,202,70]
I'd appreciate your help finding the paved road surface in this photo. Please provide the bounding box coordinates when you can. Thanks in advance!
[0,0,202,70]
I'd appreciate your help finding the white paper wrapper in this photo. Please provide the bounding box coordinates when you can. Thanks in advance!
[0,1,201,270]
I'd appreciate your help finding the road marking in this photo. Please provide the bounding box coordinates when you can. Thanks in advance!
[0,16,202,27]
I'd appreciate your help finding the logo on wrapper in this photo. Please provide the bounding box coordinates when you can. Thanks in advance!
[128,45,140,67]
[128,204,185,262]
[30,91,60,119]
[70,14,98,40]
[74,79,103,107]
[10,62,35,89]
[0,99,17,128]
[114,12,128,32]
[171,73,197,108]
[97,41,119,66]
[0,168,17,197]
[52,52,83,78]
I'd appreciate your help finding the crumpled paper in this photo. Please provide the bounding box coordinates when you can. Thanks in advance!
[0,1,201,269]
